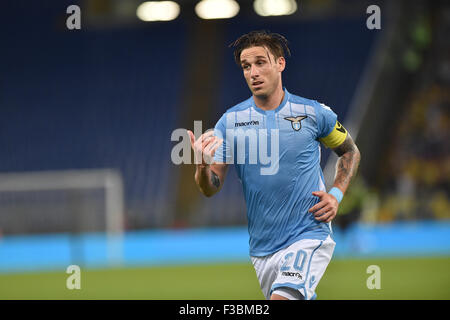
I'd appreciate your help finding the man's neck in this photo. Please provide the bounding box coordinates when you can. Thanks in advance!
[254,87,285,111]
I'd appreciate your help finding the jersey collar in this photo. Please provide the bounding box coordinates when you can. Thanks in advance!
[251,88,290,115]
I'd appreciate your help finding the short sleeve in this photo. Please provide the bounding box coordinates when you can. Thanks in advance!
[314,101,338,139]
[314,101,348,148]
[213,113,232,164]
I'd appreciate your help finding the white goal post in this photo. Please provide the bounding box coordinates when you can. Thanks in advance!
[0,169,125,265]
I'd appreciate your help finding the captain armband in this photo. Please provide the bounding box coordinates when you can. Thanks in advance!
[319,121,348,149]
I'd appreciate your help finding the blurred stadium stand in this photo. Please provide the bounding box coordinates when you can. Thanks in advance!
[0,0,447,242]
[356,0,450,223]
[0,0,188,233]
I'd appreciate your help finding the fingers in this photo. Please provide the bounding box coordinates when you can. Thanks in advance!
[314,206,335,222]
[193,131,215,149]
[190,130,215,152]
[308,201,326,213]
[311,204,336,222]
[204,137,222,153]
[324,211,336,223]
[309,191,339,222]
[202,136,216,149]
[311,204,330,217]
[316,210,336,223]
[199,130,215,141]
[203,138,223,164]
[189,129,222,165]
[202,136,222,155]
[312,191,326,197]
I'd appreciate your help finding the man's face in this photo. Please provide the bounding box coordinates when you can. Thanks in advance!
[240,46,285,99]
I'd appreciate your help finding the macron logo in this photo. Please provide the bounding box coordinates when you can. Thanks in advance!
[235,120,260,127]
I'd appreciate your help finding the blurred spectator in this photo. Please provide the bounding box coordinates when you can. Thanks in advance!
[377,84,449,222]
[370,1,450,223]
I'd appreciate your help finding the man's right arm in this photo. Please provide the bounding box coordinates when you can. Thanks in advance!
[194,163,228,197]
[188,130,228,197]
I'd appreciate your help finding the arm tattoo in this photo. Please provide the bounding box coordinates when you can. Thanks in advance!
[333,135,361,192]
[211,171,220,189]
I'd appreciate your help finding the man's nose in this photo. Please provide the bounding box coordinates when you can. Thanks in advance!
[250,65,259,78]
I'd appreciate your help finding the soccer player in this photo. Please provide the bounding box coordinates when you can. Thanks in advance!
[187,31,361,300]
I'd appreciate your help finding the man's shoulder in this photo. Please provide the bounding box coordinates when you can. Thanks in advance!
[224,96,253,114]
[287,91,335,118]
[215,97,253,128]
[287,91,319,108]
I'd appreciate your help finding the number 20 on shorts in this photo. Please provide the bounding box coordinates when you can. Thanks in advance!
[281,250,307,272]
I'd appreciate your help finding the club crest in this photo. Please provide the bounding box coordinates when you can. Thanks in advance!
[284,115,307,131]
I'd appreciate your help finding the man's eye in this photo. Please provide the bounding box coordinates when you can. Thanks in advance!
[242,65,250,70]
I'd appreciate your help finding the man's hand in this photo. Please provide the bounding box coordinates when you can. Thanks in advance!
[187,130,223,166]
[187,129,226,197]
[308,191,339,223]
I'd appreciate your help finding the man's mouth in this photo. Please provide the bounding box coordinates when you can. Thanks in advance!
[252,81,264,88]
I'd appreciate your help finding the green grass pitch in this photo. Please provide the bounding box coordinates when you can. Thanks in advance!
[0,257,448,299]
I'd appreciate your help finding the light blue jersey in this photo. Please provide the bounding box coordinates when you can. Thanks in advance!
[214,88,339,257]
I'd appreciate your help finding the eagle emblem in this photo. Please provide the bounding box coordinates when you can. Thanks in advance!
[284,115,307,131]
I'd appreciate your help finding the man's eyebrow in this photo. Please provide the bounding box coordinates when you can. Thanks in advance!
[240,56,268,63]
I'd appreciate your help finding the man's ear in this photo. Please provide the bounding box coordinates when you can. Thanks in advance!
[277,56,286,72]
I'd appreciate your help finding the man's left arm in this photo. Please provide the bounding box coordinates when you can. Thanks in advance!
[309,133,361,223]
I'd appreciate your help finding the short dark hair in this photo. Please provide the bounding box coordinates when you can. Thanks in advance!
[229,30,291,66]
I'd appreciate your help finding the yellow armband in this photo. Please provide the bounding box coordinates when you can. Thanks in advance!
[319,121,348,148]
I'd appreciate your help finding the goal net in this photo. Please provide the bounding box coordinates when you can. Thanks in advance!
[0,169,124,265]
